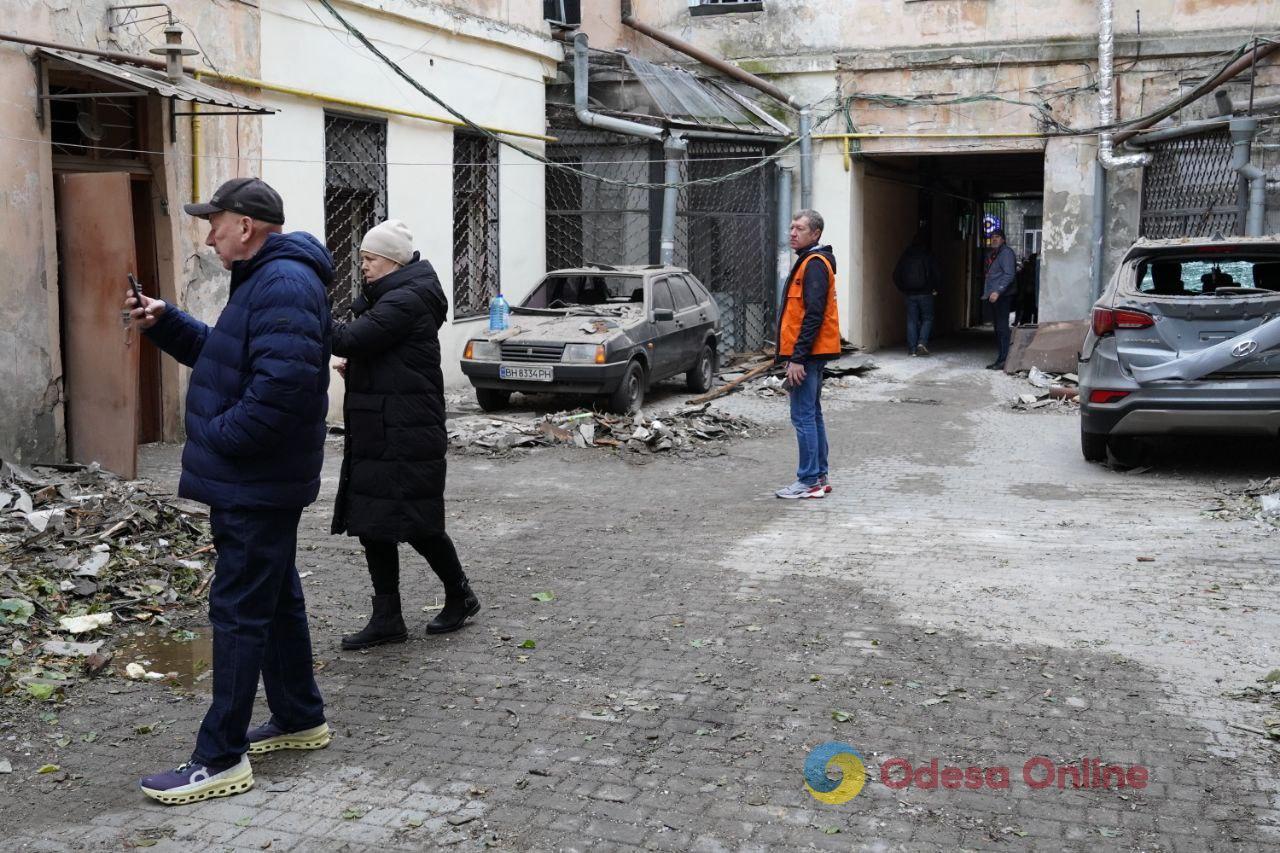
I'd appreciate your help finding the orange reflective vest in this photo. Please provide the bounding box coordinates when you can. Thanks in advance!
[778,252,841,360]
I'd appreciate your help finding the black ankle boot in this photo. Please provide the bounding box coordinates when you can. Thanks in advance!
[426,582,480,634]
[341,594,408,650]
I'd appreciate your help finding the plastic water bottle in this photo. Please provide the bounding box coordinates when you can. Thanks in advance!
[488,293,510,332]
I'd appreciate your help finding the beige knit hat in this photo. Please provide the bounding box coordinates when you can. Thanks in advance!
[360,219,414,266]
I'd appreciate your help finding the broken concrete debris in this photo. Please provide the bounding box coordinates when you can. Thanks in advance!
[1010,368,1080,412]
[1212,477,1280,529]
[448,404,760,458]
[0,460,214,703]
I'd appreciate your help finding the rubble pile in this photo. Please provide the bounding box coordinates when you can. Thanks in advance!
[1010,366,1081,412]
[0,461,213,703]
[448,404,762,458]
[1211,477,1280,528]
[744,356,878,399]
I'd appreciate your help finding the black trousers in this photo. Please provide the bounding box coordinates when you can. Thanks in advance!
[359,534,466,597]
[198,507,324,767]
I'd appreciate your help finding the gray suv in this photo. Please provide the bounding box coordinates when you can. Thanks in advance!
[460,265,720,414]
[1078,237,1280,461]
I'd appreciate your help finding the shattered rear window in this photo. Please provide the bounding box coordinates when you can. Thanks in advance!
[1135,256,1280,295]
[523,275,645,309]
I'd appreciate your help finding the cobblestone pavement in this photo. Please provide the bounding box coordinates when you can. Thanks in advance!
[3,340,1279,852]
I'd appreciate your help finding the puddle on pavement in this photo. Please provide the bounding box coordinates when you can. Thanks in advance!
[113,627,214,691]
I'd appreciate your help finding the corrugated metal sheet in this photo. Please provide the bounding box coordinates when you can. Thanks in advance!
[40,49,273,113]
[623,55,784,135]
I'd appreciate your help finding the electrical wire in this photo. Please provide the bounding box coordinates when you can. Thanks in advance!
[310,0,833,191]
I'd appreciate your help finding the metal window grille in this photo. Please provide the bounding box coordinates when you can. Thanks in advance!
[324,113,387,318]
[545,124,778,354]
[453,132,501,319]
[1141,131,1242,239]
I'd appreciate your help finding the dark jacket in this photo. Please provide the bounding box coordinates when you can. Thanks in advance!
[145,232,333,509]
[782,243,839,363]
[330,255,449,541]
[983,243,1018,299]
[892,244,940,295]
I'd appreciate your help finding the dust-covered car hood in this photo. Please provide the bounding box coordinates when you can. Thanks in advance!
[478,306,646,344]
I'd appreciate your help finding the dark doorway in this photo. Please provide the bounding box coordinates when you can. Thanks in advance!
[856,151,1044,351]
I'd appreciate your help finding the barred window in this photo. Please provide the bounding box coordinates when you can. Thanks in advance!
[324,113,387,318]
[452,132,500,319]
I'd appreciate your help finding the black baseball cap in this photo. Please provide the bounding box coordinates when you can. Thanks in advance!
[184,177,285,225]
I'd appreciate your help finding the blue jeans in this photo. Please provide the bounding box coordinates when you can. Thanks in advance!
[788,362,828,486]
[905,294,934,351]
[195,507,326,768]
[992,292,1014,364]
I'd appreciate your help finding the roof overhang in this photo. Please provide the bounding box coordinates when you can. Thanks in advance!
[39,48,273,114]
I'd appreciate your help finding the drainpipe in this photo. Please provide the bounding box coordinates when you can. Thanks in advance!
[573,32,685,267]
[659,134,686,265]
[1092,0,1151,300]
[1230,117,1267,237]
[572,33,662,142]
[776,165,793,309]
[1096,0,1151,172]
[1090,163,1107,301]
[798,109,813,209]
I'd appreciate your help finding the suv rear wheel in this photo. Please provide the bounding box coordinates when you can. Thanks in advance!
[605,360,645,414]
[476,388,511,412]
[686,345,715,393]
[1081,429,1107,462]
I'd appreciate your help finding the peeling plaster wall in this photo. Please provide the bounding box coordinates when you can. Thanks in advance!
[0,0,260,464]
[1040,138,1096,322]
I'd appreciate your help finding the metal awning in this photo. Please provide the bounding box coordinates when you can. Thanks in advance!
[623,55,788,136]
[39,48,273,114]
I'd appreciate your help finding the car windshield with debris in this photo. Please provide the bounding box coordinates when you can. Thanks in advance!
[520,275,646,314]
[461,266,720,414]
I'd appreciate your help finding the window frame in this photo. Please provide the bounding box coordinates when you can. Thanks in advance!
[452,131,501,321]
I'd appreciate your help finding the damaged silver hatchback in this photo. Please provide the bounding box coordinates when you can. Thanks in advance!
[1078,237,1280,462]
[460,265,720,414]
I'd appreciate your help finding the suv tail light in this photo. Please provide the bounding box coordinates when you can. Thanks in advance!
[1091,307,1154,337]
[1088,389,1131,404]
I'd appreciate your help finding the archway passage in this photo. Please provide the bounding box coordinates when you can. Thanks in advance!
[854,151,1045,354]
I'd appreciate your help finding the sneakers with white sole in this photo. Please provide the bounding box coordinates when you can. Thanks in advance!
[140,754,253,805]
[246,720,332,755]
[775,481,825,500]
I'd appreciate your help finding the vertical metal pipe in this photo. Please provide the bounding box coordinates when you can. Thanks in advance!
[660,134,686,266]
[1096,0,1151,170]
[776,165,793,309]
[798,109,813,209]
[1230,117,1266,236]
[1090,159,1107,301]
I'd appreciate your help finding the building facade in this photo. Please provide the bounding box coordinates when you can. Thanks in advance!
[583,0,1280,351]
[0,0,560,468]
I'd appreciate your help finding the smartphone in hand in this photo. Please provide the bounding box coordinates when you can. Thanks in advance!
[128,273,144,306]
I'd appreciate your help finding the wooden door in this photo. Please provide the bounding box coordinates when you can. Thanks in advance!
[55,172,140,478]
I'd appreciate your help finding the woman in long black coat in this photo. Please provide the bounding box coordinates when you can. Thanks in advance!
[331,219,479,649]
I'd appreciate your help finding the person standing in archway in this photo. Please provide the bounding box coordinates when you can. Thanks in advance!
[983,229,1018,370]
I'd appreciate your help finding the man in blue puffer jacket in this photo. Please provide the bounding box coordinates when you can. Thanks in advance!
[125,178,333,804]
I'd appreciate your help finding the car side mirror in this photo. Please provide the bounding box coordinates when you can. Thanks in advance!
[652,308,674,322]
